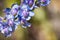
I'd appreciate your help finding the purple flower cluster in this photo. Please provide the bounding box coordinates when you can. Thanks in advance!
[0,0,50,37]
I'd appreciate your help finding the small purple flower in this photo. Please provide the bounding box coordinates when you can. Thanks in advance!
[0,17,3,22]
[1,27,8,34]
[11,3,19,10]
[23,0,34,5]
[21,19,31,28]
[38,0,50,6]
[7,19,14,26]
[23,0,28,4]
[11,4,19,15]
[20,4,30,10]
[0,22,3,31]
[28,0,34,6]
[22,10,29,17]
[3,8,11,14]
[4,14,14,28]
[22,0,35,10]
[2,28,12,37]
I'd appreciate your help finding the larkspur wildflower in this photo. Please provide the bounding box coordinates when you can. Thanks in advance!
[0,0,50,37]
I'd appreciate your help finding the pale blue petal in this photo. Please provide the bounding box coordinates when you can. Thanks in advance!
[29,11,35,16]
